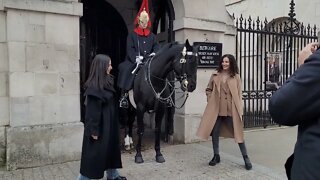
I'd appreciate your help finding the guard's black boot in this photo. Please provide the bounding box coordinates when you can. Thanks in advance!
[209,154,220,166]
[119,91,129,108]
[243,155,252,170]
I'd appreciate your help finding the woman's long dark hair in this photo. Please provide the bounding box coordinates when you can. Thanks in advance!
[85,54,113,90]
[217,54,239,77]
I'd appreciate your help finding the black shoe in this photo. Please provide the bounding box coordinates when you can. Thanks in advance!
[243,155,252,170]
[209,154,220,166]
[107,175,127,180]
[119,95,129,108]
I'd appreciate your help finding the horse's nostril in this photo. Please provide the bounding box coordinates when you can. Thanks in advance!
[189,85,195,91]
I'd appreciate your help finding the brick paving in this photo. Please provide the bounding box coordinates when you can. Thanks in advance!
[0,142,286,180]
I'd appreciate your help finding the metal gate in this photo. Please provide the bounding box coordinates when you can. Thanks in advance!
[235,1,317,128]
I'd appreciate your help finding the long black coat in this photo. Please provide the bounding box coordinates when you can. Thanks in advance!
[117,31,159,90]
[269,50,320,180]
[80,87,122,179]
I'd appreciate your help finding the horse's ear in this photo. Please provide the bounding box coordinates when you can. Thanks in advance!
[185,39,192,51]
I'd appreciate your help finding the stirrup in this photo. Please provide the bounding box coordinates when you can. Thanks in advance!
[119,96,129,108]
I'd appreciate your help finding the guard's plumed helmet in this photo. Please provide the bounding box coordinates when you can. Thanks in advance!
[138,8,149,25]
[134,0,151,28]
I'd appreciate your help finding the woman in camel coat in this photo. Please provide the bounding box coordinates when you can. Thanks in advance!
[197,54,252,170]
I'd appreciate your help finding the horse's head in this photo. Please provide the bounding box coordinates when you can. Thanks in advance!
[173,39,198,92]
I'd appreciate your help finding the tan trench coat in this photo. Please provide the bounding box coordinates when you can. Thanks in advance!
[197,71,244,143]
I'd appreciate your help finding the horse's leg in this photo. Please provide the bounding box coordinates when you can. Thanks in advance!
[165,73,175,143]
[166,105,175,144]
[163,107,169,143]
[163,106,174,143]
[122,107,131,150]
[129,105,135,149]
[135,108,144,163]
[155,104,165,163]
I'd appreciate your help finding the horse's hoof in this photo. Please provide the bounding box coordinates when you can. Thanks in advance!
[125,145,130,151]
[156,155,165,163]
[169,135,174,144]
[164,136,168,143]
[135,156,144,164]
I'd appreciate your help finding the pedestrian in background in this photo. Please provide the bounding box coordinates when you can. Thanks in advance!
[269,42,320,180]
[197,54,252,170]
[77,54,126,180]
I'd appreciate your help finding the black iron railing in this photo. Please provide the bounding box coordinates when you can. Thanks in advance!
[234,0,317,128]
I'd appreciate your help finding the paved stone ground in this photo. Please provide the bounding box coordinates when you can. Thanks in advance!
[0,127,293,180]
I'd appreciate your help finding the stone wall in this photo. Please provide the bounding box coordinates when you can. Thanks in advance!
[0,0,83,170]
[0,2,8,166]
[172,0,236,143]
[0,0,238,169]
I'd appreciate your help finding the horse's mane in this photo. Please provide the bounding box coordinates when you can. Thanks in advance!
[156,42,183,56]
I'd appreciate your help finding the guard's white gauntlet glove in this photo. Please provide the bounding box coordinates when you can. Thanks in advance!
[149,52,156,57]
[135,56,143,64]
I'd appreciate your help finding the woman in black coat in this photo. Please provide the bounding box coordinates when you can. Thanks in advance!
[77,54,126,180]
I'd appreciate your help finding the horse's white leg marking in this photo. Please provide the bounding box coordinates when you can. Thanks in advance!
[124,135,130,150]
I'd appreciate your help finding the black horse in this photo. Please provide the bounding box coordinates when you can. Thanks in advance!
[133,40,198,163]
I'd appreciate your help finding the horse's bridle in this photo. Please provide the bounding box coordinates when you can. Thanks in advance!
[175,46,195,91]
[145,46,196,109]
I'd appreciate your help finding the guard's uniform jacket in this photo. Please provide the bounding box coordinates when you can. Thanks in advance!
[117,32,159,90]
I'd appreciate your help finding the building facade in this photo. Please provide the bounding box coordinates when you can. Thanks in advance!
[226,0,320,30]
[0,0,236,169]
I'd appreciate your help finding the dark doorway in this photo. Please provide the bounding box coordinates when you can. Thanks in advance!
[80,0,128,120]
[152,0,175,45]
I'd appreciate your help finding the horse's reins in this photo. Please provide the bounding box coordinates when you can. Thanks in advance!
[146,56,174,103]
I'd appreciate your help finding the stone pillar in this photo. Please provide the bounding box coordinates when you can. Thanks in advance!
[0,0,83,170]
[172,0,236,143]
[0,0,8,166]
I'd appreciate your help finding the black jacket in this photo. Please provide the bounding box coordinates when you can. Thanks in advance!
[117,31,159,90]
[80,87,122,179]
[269,50,320,180]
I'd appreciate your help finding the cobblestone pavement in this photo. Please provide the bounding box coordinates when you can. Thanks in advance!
[0,142,286,180]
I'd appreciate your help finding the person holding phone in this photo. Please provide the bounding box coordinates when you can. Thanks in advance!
[269,42,320,180]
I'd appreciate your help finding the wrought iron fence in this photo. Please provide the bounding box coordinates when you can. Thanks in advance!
[234,0,318,128]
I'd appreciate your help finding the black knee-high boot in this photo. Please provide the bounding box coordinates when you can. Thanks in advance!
[209,118,222,166]
[238,142,252,170]
[209,135,220,166]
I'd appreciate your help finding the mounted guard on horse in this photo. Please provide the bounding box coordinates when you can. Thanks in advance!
[117,0,199,161]
[117,0,159,108]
